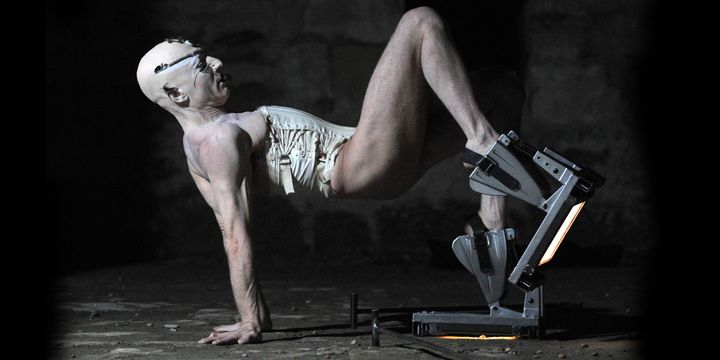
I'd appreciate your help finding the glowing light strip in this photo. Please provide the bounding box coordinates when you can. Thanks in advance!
[437,335,519,340]
[539,201,585,265]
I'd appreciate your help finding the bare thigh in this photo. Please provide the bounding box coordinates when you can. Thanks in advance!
[332,18,428,199]
[331,7,525,201]
[332,61,526,200]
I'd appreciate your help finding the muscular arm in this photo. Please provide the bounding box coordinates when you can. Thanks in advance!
[190,126,271,345]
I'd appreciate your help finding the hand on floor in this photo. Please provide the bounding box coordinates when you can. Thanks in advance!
[198,322,262,345]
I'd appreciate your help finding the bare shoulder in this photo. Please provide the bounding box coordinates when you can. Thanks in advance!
[182,119,249,177]
[202,121,251,156]
[223,110,269,151]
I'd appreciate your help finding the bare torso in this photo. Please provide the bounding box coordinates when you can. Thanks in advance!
[182,110,271,205]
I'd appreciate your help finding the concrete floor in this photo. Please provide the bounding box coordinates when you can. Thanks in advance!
[48,255,647,359]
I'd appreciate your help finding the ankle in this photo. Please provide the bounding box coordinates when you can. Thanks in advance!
[466,131,499,156]
[479,214,504,231]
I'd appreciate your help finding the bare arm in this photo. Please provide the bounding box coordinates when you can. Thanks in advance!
[191,126,270,345]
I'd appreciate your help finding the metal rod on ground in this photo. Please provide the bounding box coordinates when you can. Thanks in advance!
[358,296,474,359]
[371,309,380,347]
[348,292,489,323]
[356,305,488,313]
[350,293,358,329]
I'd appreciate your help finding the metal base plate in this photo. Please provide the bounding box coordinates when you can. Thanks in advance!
[412,311,542,338]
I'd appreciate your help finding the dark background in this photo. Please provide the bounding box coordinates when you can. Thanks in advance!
[47,0,665,356]
[47,1,159,270]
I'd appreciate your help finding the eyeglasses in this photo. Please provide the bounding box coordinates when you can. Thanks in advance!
[154,37,205,74]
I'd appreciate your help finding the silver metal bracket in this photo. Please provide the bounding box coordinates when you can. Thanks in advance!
[411,130,604,338]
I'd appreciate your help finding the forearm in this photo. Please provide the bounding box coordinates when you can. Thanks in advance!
[218,215,263,327]
[228,245,261,326]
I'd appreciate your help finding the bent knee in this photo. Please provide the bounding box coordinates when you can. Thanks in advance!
[400,6,445,31]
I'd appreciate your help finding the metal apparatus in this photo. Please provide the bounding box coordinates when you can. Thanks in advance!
[412,131,605,338]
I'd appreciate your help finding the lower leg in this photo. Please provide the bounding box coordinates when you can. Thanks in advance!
[413,9,506,230]
[415,7,499,155]
[419,67,525,173]
[479,194,505,230]
[463,194,506,235]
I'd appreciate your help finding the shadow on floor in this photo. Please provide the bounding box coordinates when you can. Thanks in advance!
[275,303,641,342]
[543,303,641,340]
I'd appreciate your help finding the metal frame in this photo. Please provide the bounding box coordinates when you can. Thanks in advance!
[412,286,543,337]
[411,131,604,338]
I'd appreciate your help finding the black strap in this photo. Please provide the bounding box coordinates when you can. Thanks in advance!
[474,235,494,274]
[462,148,520,191]
[465,213,488,236]
[466,214,494,274]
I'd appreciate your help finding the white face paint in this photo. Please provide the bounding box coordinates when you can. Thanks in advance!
[137,40,231,109]
[185,53,231,108]
[157,44,230,107]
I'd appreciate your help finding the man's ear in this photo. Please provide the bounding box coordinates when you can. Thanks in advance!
[162,85,189,105]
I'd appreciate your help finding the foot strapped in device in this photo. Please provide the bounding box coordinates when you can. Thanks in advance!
[452,217,515,306]
[413,131,605,338]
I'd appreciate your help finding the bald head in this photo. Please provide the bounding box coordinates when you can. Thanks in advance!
[136,39,200,104]
[137,38,231,117]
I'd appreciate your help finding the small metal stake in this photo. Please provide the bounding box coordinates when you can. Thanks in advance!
[371,309,380,346]
[350,293,358,329]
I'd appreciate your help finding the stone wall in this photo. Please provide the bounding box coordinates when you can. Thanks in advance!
[522,0,654,254]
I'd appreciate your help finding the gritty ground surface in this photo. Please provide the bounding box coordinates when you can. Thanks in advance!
[49,256,647,359]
